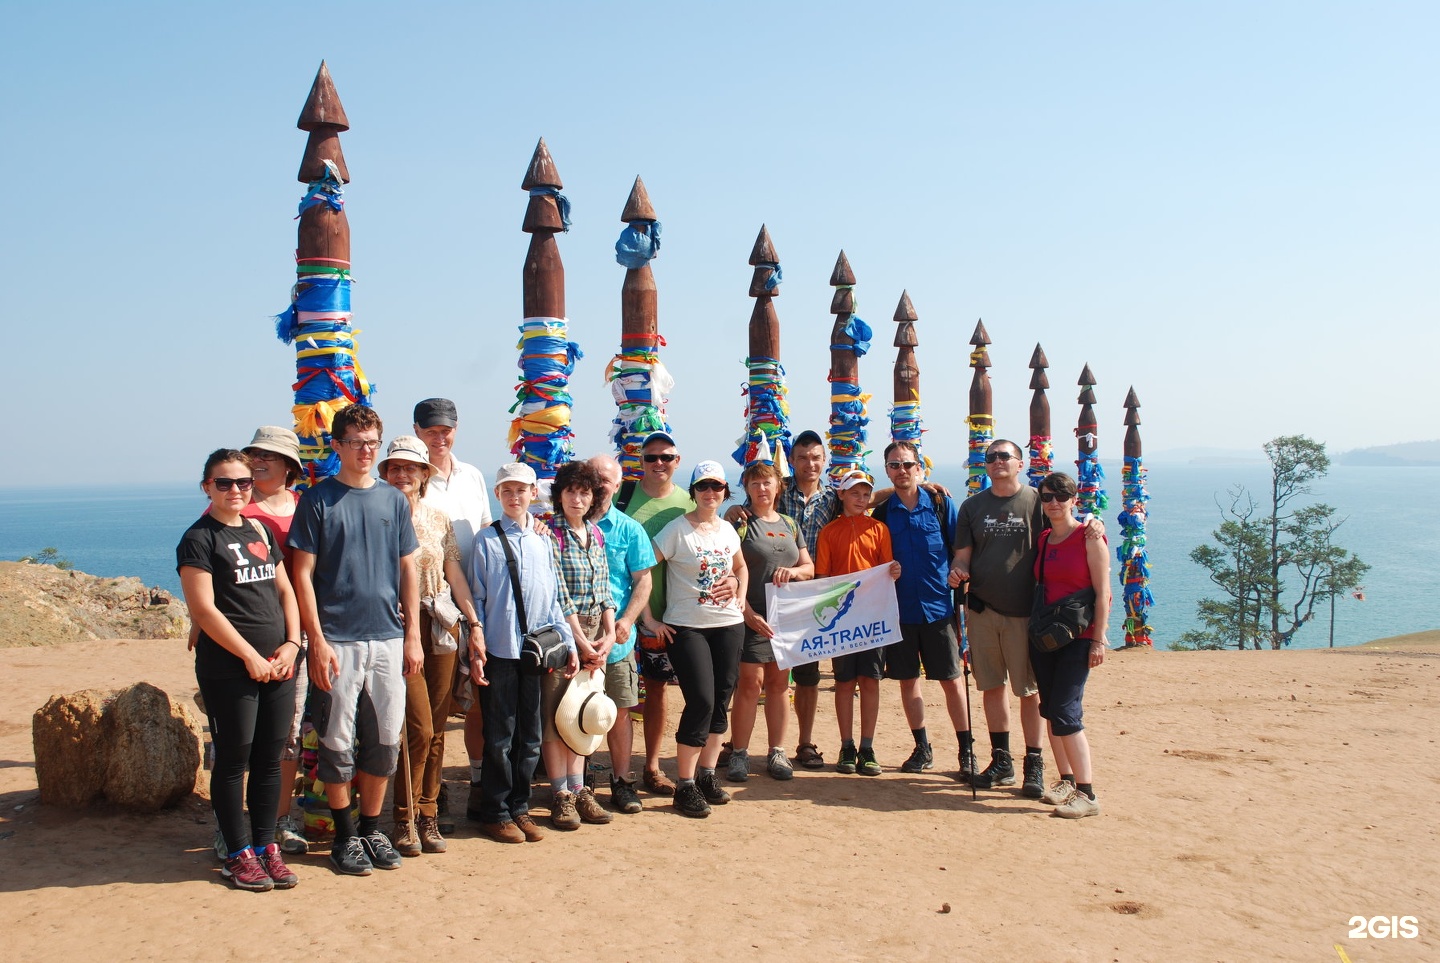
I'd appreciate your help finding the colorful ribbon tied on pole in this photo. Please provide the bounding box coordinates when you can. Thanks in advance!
[607,332,674,482]
[510,318,582,482]
[734,356,791,474]
[966,415,993,495]
[1118,455,1154,646]
[1074,434,1109,516]
[827,380,871,488]
[889,402,931,478]
[1027,434,1053,488]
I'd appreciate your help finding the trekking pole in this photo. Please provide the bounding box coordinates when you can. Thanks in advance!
[955,585,976,801]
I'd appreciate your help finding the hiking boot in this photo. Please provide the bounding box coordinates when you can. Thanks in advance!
[575,786,613,824]
[255,843,298,889]
[275,814,308,855]
[610,774,643,814]
[643,767,676,797]
[551,790,582,831]
[674,781,711,818]
[1022,753,1046,799]
[329,836,373,876]
[726,747,750,782]
[390,820,422,858]
[480,820,525,844]
[436,782,450,816]
[417,814,447,853]
[697,771,731,805]
[1053,790,1101,819]
[900,742,934,773]
[795,743,825,770]
[1041,779,1078,806]
[836,744,859,775]
[857,747,882,777]
[970,749,1016,789]
[465,782,487,824]
[766,747,794,780]
[221,848,274,891]
[362,830,403,870]
[513,813,546,842]
[958,747,978,785]
[717,741,734,766]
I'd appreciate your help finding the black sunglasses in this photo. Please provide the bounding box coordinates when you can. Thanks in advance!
[692,480,726,493]
[1039,491,1073,503]
[210,477,254,492]
[984,451,1016,463]
[643,453,678,463]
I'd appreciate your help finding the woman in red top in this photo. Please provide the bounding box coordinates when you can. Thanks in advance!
[1032,472,1110,818]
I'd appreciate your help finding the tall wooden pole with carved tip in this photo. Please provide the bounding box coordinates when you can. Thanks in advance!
[1074,364,1108,516]
[511,138,581,499]
[889,291,929,477]
[826,251,872,486]
[735,226,791,473]
[609,176,671,481]
[966,320,994,495]
[274,61,373,489]
[1118,388,1153,646]
[1027,344,1052,488]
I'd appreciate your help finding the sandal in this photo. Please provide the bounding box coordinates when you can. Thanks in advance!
[795,743,825,770]
[716,741,734,766]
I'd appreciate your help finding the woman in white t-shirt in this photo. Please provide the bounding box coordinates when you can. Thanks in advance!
[645,460,748,818]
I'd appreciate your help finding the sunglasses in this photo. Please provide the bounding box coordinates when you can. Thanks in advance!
[209,477,254,492]
[1039,491,1073,503]
[693,480,726,493]
[985,451,1016,463]
[643,453,678,463]
[886,460,919,471]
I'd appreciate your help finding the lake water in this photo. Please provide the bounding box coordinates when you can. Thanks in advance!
[1,462,1433,650]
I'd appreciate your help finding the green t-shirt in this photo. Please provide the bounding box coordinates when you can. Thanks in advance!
[625,486,696,620]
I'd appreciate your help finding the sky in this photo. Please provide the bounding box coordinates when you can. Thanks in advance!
[1,1,1434,485]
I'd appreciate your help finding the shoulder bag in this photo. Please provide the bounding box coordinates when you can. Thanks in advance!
[1029,529,1097,653]
[492,521,569,675]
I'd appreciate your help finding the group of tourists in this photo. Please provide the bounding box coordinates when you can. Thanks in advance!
[178,399,1111,893]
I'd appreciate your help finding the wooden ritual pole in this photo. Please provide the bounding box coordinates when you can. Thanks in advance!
[609,176,671,481]
[826,251,872,486]
[966,320,993,495]
[1026,343,1052,488]
[277,61,373,489]
[889,291,929,477]
[1118,388,1154,646]
[736,226,790,473]
[1074,364,1109,516]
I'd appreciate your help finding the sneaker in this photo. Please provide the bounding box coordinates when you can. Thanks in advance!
[900,742,934,773]
[480,820,525,844]
[716,741,734,766]
[836,744,858,775]
[643,768,676,797]
[513,813,546,842]
[1041,779,1078,806]
[1022,753,1046,799]
[795,743,825,770]
[390,820,422,858]
[970,748,1016,789]
[726,748,750,783]
[610,775,644,814]
[221,848,274,891]
[674,781,711,818]
[551,790,582,831]
[328,836,373,876]
[212,827,227,863]
[857,747,882,777]
[255,843,298,889]
[766,747,794,781]
[957,747,978,785]
[1053,790,1101,819]
[697,771,731,805]
[574,786,613,824]
[417,814,447,854]
[275,814,308,856]
[361,830,403,870]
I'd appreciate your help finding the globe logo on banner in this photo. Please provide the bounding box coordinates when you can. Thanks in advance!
[813,581,860,632]
[765,564,902,670]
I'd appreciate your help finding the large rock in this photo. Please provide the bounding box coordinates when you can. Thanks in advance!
[32,689,112,808]
[102,682,201,811]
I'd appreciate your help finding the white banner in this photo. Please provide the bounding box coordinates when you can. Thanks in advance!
[764,564,902,670]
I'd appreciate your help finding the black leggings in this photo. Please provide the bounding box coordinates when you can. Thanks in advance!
[667,623,744,747]
[199,674,295,854]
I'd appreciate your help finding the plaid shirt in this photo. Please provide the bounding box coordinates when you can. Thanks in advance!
[774,481,840,557]
[543,516,616,618]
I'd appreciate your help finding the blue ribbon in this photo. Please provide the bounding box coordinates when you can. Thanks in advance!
[615,220,662,268]
[754,260,782,291]
[831,316,872,357]
[529,187,572,231]
[273,278,352,344]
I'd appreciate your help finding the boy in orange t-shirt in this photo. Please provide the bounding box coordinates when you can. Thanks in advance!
[814,470,901,776]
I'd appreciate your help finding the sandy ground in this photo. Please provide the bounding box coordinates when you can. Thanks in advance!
[2,635,1437,962]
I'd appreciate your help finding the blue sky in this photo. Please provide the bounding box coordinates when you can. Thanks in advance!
[1,2,1434,484]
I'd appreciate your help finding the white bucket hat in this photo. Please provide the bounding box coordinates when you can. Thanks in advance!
[555,669,617,756]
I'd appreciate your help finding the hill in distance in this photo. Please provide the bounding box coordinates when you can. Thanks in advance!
[1338,440,1440,467]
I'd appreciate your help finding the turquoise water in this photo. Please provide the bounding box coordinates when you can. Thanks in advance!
[1,463,1434,650]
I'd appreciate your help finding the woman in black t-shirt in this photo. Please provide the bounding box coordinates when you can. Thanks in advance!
[177,448,301,891]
